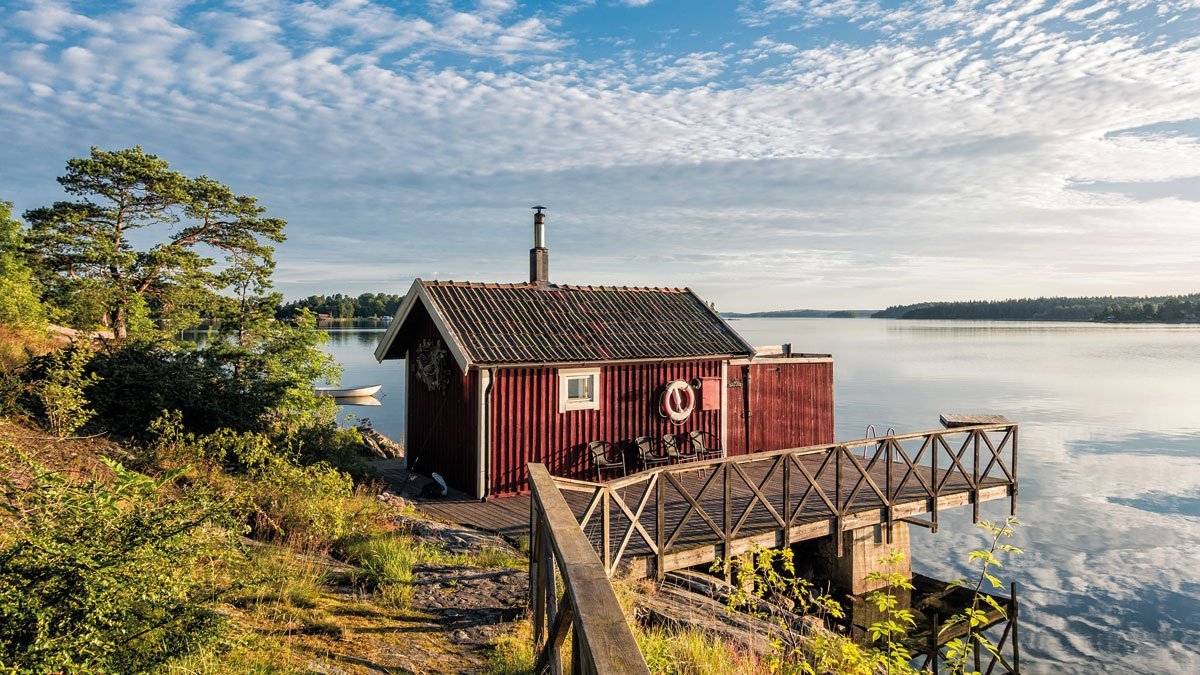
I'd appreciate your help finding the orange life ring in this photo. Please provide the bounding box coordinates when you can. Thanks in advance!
[659,380,696,424]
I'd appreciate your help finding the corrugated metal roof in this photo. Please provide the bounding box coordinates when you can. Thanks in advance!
[418,281,752,365]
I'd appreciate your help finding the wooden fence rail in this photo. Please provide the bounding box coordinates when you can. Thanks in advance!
[528,463,651,675]
[551,424,1019,579]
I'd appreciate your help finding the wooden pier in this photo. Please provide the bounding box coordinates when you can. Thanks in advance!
[520,423,1019,673]
[561,423,1017,579]
[423,423,1017,581]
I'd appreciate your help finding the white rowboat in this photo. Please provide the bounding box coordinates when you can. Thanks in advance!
[316,384,382,397]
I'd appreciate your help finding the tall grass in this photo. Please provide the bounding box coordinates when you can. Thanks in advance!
[0,325,59,371]
[228,552,327,611]
[638,625,764,674]
[343,532,459,610]
[472,546,526,569]
[161,629,304,675]
[486,619,536,674]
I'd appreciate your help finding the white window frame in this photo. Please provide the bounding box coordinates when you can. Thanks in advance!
[558,367,601,413]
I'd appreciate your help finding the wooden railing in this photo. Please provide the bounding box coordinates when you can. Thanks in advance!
[528,463,651,675]
[551,423,1018,578]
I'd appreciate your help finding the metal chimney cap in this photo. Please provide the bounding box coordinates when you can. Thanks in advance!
[531,205,547,213]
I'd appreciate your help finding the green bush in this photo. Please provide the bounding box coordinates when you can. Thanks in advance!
[196,427,376,549]
[84,340,268,438]
[24,342,101,437]
[0,368,23,418]
[139,413,379,552]
[0,443,240,672]
[0,200,46,329]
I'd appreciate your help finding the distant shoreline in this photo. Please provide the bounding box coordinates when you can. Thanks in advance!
[725,292,1200,324]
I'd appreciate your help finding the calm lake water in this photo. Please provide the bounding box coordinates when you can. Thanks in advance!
[323,319,1200,674]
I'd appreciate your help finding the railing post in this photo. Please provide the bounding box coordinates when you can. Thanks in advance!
[975,615,982,673]
[656,477,665,580]
[723,462,732,561]
[930,434,939,533]
[571,623,582,675]
[1011,581,1021,674]
[543,524,561,675]
[601,488,611,573]
[531,505,544,647]
[782,451,791,527]
[835,445,843,557]
[973,430,981,523]
[931,611,940,674]
[885,440,894,544]
[1010,426,1019,517]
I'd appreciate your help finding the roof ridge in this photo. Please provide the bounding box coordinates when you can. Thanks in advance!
[422,279,690,293]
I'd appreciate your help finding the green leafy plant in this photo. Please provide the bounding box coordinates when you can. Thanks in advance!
[711,546,919,674]
[863,548,917,667]
[941,517,1022,674]
[27,342,101,437]
[718,546,845,624]
[0,443,240,672]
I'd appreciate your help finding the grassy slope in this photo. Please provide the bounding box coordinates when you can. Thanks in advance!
[0,416,528,674]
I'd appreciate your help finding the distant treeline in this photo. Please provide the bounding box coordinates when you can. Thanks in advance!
[276,293,405,319]
[724,309,876,319]
[873,294,1200,323]
[1096,297,1200,323]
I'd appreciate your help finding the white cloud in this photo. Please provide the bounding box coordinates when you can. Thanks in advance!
[0,0,1197,311]
[12,0,110,41]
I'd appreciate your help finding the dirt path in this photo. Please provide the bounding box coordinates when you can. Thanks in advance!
[297,501,529,674]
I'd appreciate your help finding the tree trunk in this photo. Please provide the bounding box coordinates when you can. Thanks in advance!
[114,303,128,339]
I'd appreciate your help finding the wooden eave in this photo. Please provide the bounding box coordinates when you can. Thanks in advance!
[374,280,474,373]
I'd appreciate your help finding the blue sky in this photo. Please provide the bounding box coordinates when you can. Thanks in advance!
[2,0,1199,310]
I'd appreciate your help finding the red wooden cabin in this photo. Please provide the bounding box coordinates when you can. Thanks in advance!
[375,211,834,498]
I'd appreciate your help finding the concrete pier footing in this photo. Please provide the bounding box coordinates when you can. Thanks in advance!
[817,523,912,595]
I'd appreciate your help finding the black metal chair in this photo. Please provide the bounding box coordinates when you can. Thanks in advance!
[588,440,626,482]
[687,430,724,461]
[662,433,696,464]
[635,435,671,471]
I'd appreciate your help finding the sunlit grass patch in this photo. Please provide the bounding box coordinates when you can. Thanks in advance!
[300,615,347,639]
[342,531,456,609]
[637,625,763,675]
[162,628,305,675]
[486,618,536,675]
[471,545,526,569]
[227,551,327,611]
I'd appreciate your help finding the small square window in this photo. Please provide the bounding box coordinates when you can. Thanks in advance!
[559,368,600,412]
[567,376,592,400]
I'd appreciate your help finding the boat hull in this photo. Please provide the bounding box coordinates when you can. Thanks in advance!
[316,384,382,397]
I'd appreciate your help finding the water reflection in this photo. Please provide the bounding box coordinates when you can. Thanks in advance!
[844,574,1021,674]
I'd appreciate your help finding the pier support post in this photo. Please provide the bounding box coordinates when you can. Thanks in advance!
[819,523,911,595]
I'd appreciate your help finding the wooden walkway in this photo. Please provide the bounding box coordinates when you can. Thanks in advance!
[420,493,533,541]
[419,424,1018,580]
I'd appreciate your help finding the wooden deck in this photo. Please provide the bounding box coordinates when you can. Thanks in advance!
[418,424,1018,580]
[419,493,533,540]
